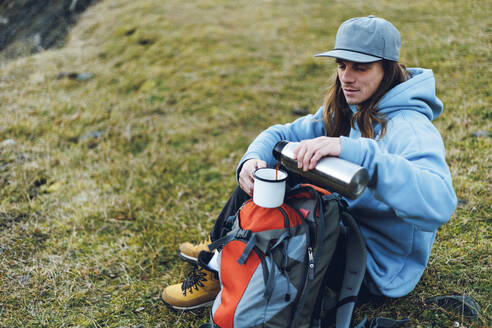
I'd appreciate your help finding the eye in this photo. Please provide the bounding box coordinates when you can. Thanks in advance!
[337,63,346,70]
[354,64,370,72]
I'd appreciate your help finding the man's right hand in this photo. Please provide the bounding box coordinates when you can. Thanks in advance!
[239,159,267,196]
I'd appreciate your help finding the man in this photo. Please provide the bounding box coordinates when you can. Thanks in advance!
[161,15,457,311]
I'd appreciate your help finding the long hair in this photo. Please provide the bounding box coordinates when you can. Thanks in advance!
[322,60,409,139]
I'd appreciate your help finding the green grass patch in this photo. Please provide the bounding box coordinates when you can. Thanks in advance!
[0,0,490,327]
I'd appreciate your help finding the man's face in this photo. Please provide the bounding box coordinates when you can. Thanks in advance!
[337,59,384,105]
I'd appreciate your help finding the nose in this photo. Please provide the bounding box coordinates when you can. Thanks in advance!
[339,66,355,84]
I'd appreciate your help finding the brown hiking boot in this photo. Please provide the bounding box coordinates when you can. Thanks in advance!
[178,237,211,264]
[161,264,220,310]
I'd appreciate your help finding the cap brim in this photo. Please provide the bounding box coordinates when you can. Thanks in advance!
[314,49,381,63]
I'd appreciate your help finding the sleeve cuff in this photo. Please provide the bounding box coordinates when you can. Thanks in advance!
[339,136,363,166]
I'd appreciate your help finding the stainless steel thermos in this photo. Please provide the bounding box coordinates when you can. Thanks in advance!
[273,140,369,199]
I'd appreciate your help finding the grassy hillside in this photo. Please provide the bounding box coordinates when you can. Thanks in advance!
[0,0,490,327]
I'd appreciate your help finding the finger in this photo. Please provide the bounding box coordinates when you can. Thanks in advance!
[309,151,323,170]
[241,184,253,197]
[239,175,254,196]
[293,143,303,160]
[242,160,256,179]
[296,144,307,169]
[308,138,338,169]
[307,142,327,169]
[247,173,255,196]
[293,144,300,158]
[248,164,257,180]
[245,183,253,197]
[256,160,267,169]
[250,160,266,196]
[302,145,317,171]
[298,140,317,171]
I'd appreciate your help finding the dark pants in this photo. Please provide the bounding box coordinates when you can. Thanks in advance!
[210,186,250,242]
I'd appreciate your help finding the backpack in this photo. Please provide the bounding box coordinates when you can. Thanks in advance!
[202,184,367,328]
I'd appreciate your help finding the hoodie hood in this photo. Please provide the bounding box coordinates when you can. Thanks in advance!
[377,68,443,121]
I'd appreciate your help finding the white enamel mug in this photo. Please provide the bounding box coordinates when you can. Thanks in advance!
[253,168,288,208]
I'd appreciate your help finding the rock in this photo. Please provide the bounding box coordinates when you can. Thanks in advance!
[292,107,309,116]
[425,295,480,319]
[0,0,98,60]
[70,72,94,81]
[69,0,80,11]
[80,130,104,141]
[133,307,145,313]
[56,72,67,79]
[1,139,16,147]
[56,72,94,81]
[470,130,492,138]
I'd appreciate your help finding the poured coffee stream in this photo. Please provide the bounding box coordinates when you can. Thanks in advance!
[276,161,279,180]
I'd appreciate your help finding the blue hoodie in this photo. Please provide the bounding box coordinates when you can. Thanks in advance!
[237,68,457,297]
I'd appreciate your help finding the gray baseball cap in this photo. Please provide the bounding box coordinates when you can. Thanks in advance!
[315,15,401,62]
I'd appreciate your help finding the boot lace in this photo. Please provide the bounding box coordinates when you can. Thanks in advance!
[181,265,208,295]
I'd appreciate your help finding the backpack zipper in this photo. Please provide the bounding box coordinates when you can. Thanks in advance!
[287,195,317,328]
[308,246,315,280]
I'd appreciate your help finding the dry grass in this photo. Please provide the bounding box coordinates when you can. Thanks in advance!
[0,0,490,327]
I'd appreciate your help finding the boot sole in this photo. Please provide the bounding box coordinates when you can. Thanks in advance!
[162,298,214,311]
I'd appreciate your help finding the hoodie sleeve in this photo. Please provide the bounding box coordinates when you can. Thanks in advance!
[339,111,457,231]
[236,107,326,180]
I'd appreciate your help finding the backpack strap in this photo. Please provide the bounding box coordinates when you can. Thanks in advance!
[336,209,367,328]
[237,233,256,264]
[208,228,251,252]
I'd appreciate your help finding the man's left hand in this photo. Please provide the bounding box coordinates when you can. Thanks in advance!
[293,137,341,171]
